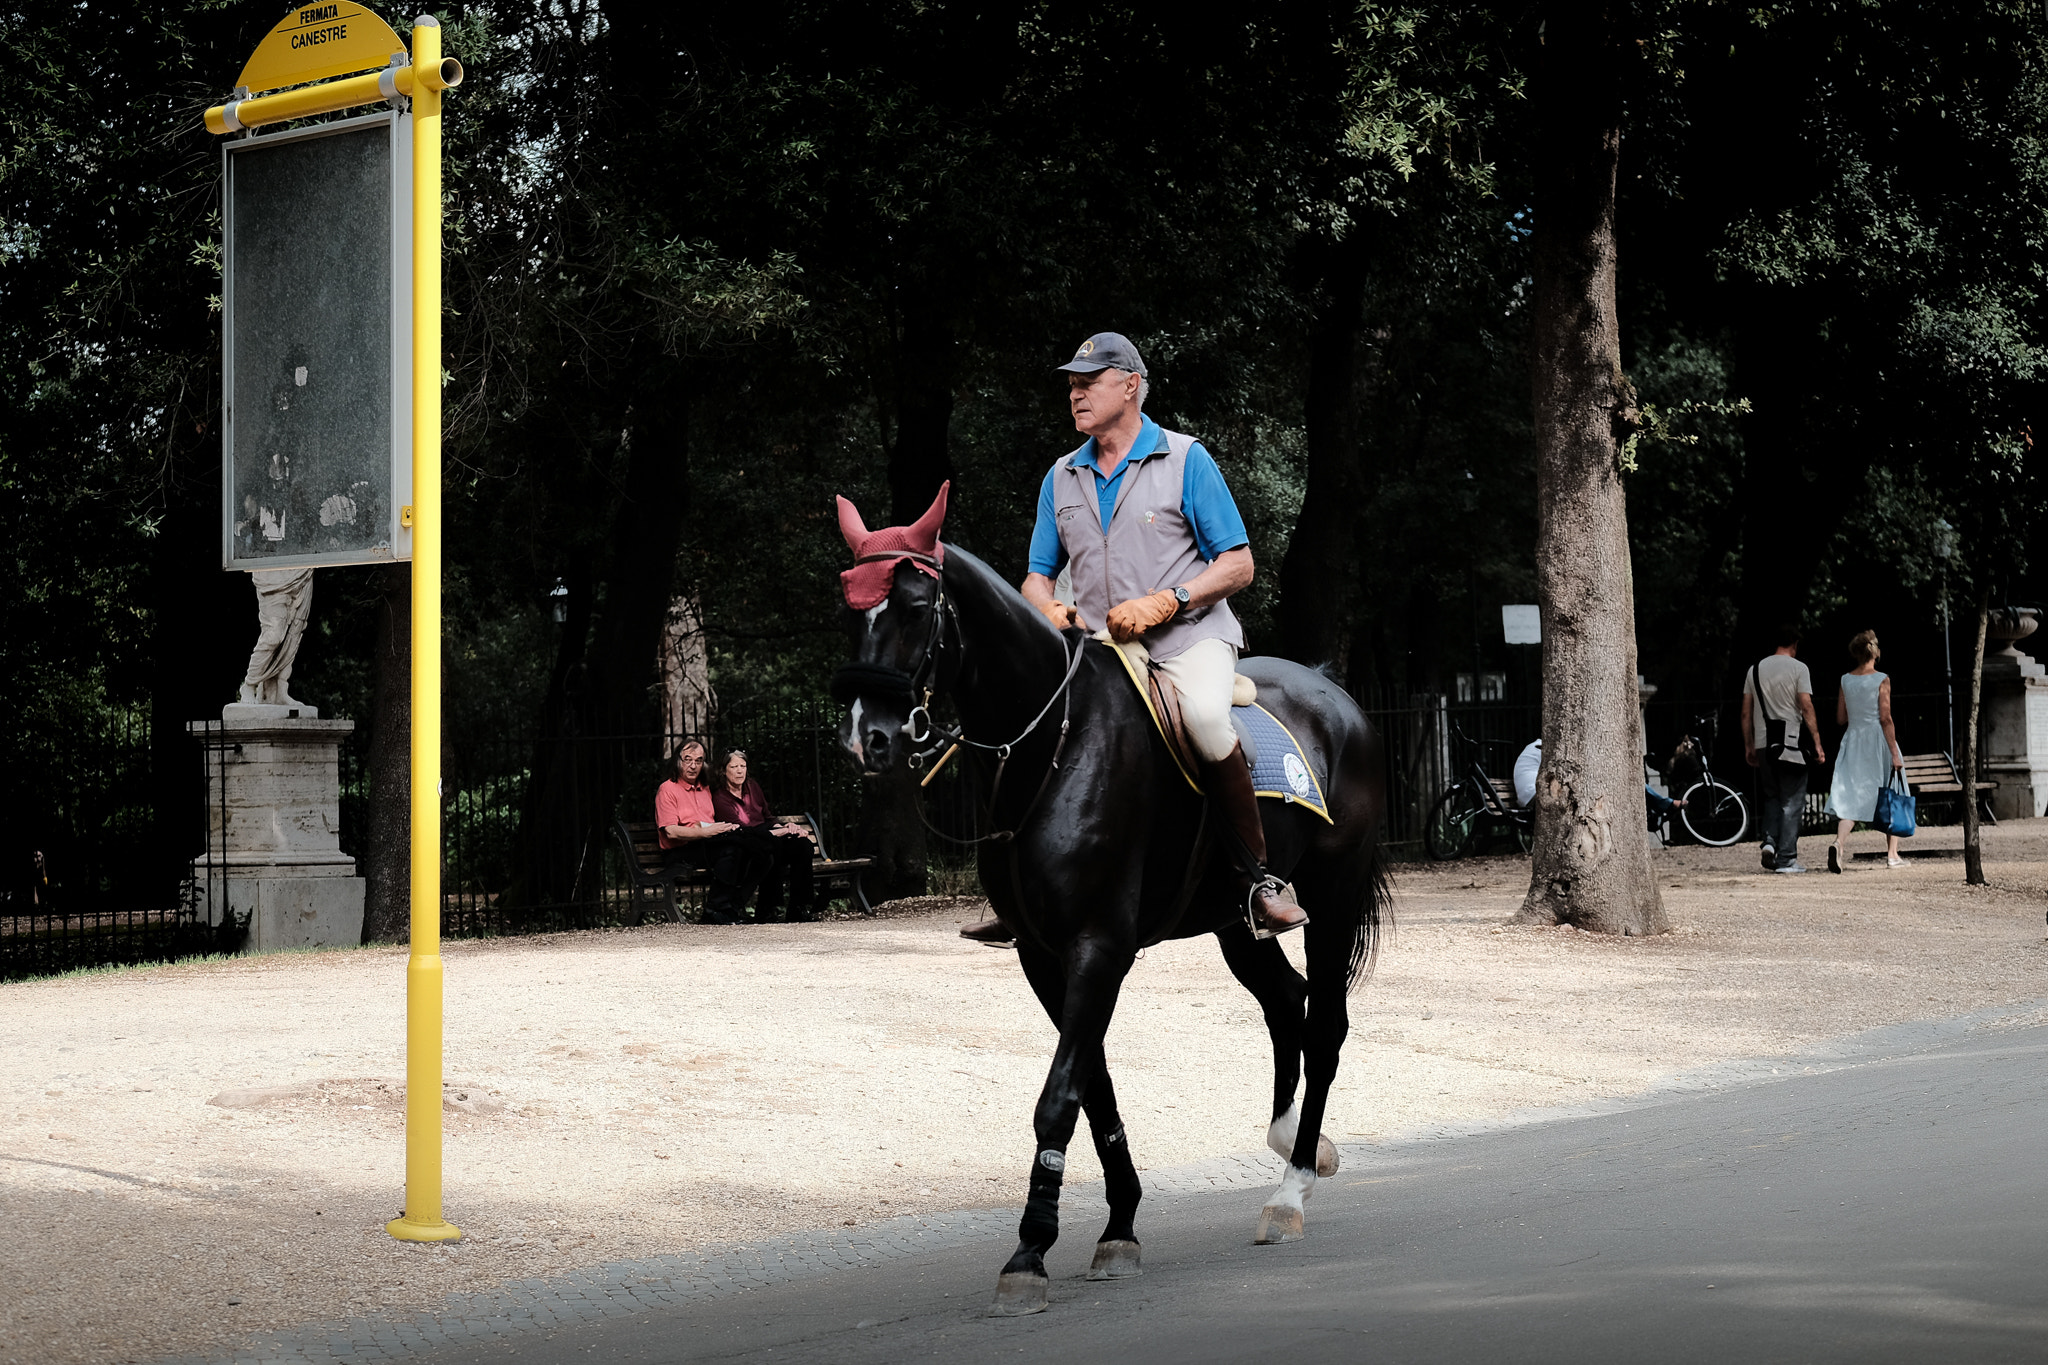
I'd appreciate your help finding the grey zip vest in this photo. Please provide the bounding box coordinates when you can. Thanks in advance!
[1050,427,1244,661]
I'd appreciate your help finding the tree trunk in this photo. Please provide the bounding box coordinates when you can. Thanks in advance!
[1962,589,1990,886]
[855,766,929,903]
[1276,233,1370,673]
[1513,7,1667,936]
[853,298,956,902]
[362,561,411,942]
[657,593,715,741]
[517,367,693,912]
[887,303,957,524]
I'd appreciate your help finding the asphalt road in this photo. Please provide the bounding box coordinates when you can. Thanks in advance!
[428,1023,2048,1365]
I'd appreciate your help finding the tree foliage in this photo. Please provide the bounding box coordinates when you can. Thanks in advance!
[4,0,2046,897]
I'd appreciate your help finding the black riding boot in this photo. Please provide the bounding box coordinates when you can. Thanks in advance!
[1202,743,1307,938]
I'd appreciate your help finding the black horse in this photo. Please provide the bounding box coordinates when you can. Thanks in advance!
[832,489,1390,1316]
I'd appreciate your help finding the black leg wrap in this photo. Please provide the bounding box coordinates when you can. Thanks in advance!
[1092,1122,1142,1237]
[1017,1148,1065,1253]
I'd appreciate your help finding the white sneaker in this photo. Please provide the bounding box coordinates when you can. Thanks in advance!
[1774,862,1808,875]
[1886,855,1906,868]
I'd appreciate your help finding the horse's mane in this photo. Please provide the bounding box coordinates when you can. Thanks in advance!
[938,542,1067,645]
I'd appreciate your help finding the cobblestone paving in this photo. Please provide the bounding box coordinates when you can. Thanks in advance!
[153,1156,1279,1365]
[159,1003,2030,1364]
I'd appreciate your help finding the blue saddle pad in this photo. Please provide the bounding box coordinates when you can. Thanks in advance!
[1236,703,1332,824]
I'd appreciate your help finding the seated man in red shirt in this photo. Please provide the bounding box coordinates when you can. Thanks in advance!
[655,740,753,924]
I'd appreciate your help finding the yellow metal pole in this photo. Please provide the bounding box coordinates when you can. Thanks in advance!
[389,12,460,1245]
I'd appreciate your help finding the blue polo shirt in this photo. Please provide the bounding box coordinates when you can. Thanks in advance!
[1027,416,1250,577]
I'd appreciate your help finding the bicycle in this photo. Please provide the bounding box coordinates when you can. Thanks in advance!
[1424,722,1533,860]
[1658,712,1749,846]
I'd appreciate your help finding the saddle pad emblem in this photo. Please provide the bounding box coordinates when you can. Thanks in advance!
[1283,752,1314,799]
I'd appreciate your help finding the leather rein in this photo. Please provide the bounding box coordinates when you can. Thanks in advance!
[831,550,1084,847]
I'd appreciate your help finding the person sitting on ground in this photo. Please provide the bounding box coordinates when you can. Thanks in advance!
[1825,629,1907,873]
[1514,738,1543,810]
[1513,736,1683,831]
[710,749,819,923]
[655,740,750,925]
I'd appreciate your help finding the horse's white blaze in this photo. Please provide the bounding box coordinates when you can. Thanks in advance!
[1266,1100,1301,1160]
[865,599,889,629]
[1265,1162,1316,1216]
[846,698,866,760]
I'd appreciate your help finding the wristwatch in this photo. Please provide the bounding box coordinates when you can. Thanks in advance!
[1172,586,1192,613]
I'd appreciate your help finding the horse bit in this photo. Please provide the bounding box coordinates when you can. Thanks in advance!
[830,551,1086,847]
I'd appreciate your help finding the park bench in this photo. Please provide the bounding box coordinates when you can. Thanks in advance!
[1901,752,1998,825]
[611,816,874,923]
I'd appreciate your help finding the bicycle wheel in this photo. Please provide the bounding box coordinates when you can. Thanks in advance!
[1680,780,1749,846]
[1425,788,1483,860]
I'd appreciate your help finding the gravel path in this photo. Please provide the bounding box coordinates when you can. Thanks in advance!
[5,823,2046,1364]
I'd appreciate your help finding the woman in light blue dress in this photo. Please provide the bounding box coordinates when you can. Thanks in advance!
[1827,629,1906,872]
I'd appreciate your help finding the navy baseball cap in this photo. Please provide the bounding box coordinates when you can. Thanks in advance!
[1056,332,1148,376]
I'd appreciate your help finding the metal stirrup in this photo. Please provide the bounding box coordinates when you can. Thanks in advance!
[1245,875,1292,938]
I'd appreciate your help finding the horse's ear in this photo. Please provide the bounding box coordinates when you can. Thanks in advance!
[906,480,950,550]
[835,495,871,553]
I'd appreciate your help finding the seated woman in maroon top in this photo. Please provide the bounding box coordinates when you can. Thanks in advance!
[709,749,818,922]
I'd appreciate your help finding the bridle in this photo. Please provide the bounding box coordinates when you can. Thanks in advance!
[828,550,954,714]
[829,552,1085,845]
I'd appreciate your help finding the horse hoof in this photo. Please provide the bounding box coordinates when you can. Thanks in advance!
[1087,1239,1142,1280]
[988,1271,1050,1316]
[1316,1133,1340,1177]
[1255,1204,1305,1244]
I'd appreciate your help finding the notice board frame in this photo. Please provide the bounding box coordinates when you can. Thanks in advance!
[221,107,413,570]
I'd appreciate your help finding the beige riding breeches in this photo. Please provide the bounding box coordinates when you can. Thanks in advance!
[1152,637,1240,764]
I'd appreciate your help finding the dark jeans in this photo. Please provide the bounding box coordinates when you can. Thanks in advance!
[731,826,817,922]
[663,834,753,923]
[1757,758,1809,867]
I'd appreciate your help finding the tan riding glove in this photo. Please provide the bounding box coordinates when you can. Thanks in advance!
[1038,598,1087,632]
[1107,590,1180,643]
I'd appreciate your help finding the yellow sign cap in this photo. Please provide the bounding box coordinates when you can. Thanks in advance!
[237,3,407,96]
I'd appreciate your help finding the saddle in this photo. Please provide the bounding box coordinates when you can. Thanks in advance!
[1097,634,1334,824]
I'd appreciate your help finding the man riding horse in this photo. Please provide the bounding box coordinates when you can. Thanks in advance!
[958,331,1308,944]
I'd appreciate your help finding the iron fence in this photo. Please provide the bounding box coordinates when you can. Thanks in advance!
[0,678,1997,979]
[419,697,875,934]
[0,710,231,980]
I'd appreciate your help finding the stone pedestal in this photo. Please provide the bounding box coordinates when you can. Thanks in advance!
[1981,647,2048,820]
[188,714,364,953]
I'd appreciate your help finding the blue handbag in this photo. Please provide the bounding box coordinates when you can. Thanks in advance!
[1873,768,1916,838]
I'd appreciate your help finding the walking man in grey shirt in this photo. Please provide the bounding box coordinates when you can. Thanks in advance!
[1742,625,1828,873]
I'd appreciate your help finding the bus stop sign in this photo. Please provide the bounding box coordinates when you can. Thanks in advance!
[222,108,412,569]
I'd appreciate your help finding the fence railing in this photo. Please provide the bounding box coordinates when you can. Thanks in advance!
[0,682,1990,978]
[0,709,230,980]
[416,698,875,935]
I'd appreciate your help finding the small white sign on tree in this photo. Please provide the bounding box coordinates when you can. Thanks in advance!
[1502,603,1541,645]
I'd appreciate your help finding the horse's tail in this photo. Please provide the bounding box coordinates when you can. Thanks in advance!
[1345,837,1394,995]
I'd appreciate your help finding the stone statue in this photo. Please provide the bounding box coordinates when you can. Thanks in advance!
[237,567,316,711]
